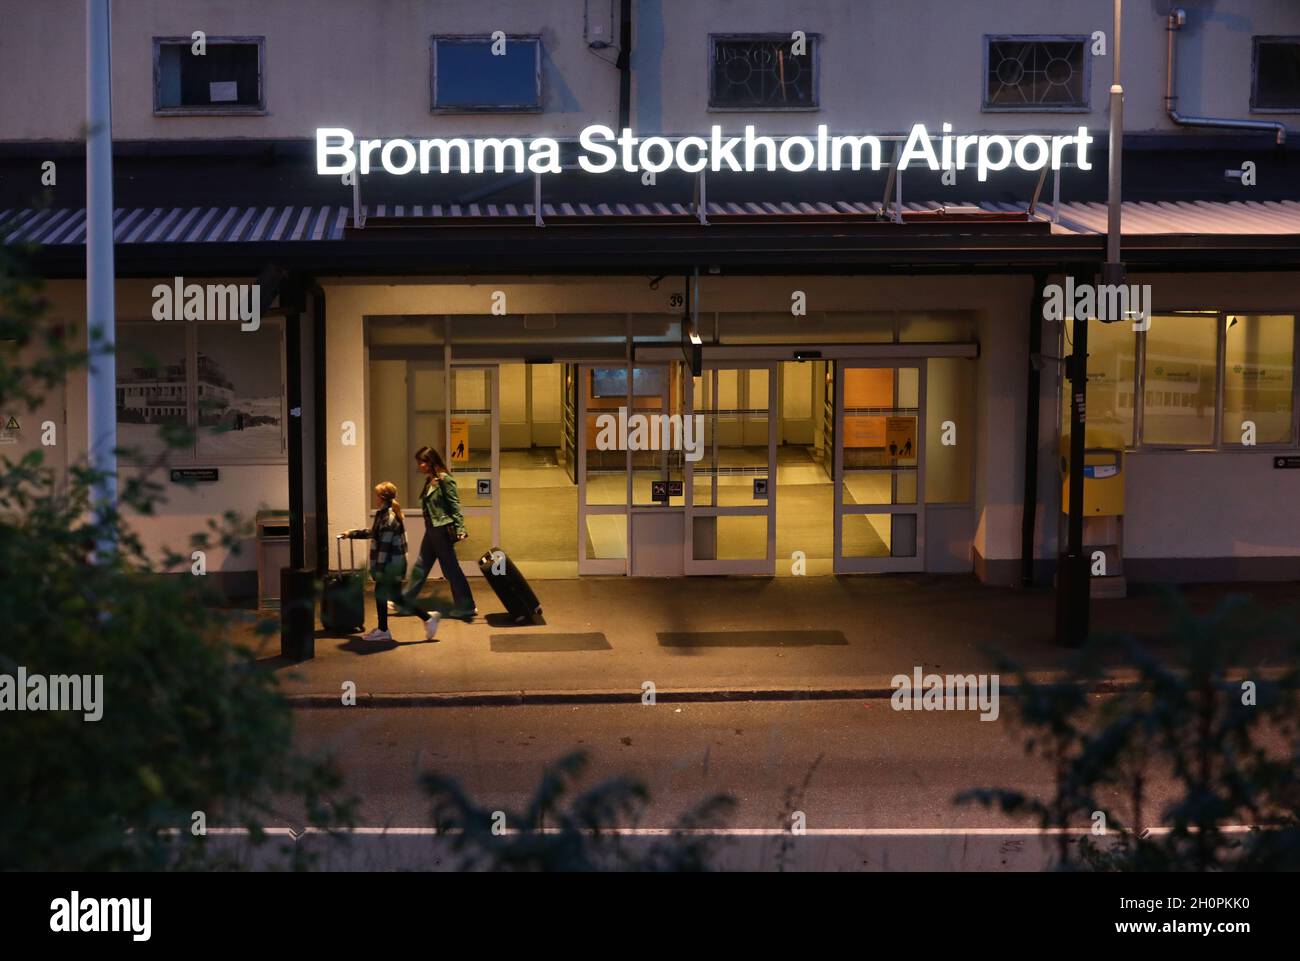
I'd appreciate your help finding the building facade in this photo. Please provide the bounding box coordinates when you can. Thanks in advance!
[3,0,1300,596]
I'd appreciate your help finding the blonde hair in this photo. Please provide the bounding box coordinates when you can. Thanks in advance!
[374,481,400,515]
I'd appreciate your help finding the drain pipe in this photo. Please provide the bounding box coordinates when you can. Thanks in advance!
[617,0,633,129]
[1166,7,1286,144]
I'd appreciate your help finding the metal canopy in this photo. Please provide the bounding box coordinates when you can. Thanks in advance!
[7,199,1300,279]
[7,199,1300,246]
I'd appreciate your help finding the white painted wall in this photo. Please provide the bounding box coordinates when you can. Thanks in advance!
[41,280,287,575]
[498,362,529,449]
[1,0,617,141]
[972,276,1034,576]
[530,363,563,447]
[5,0,1298,140]
[781,360,814,445]
[1126,451,1300,560]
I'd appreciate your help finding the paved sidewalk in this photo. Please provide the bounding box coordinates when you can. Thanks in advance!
[233,576,1297,705]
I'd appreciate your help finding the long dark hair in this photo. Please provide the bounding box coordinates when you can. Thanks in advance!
[414,445,449,475]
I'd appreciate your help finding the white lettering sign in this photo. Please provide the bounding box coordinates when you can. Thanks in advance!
[317,124,1091,183]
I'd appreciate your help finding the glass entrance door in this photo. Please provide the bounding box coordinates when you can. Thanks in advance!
[834,362,925,573]
[447,365,499,573]
[685,362,777,575]
[577,363,630,574]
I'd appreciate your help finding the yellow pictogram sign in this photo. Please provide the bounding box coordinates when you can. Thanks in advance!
[449,418,469,462]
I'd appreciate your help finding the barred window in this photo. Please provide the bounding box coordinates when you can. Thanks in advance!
[983,36,1089,111]
[709,34,819,110]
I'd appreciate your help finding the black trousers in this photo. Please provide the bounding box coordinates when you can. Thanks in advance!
[399,522,474,614]
[375,561,429,630]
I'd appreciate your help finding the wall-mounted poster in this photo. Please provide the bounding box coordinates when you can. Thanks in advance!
[885,416,917,458]
[450,417,470,462]
[115,325,190,461]
[843,415,885,448]
[195,324,285,461]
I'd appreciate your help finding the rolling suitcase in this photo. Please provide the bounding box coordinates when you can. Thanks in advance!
[322,535,366,635]
[478,547,542,624]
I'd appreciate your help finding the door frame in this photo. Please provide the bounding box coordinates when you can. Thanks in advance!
[834,360,926,573]
[684,360,778,575]
[446,363,500,574]
[577,362,631,574]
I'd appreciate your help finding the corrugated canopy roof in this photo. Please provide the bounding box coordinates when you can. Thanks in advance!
[4,199,1300,246]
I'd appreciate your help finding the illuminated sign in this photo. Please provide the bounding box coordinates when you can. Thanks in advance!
[316,123,1092,183]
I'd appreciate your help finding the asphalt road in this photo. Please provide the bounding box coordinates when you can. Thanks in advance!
[226,697,1207,870]
[292,699,1047,827]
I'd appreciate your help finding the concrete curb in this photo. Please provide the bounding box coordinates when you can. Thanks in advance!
[284,676,1159,709]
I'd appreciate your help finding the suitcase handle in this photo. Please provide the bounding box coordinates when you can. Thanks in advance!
[336,533,358,572]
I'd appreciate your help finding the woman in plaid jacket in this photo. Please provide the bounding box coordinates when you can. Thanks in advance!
[348,482,440,642]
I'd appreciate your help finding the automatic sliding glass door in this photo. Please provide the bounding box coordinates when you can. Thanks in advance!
[834,362,925,573]
[447,364,499,573]
[577,363,630,574]
[685,362,777,575]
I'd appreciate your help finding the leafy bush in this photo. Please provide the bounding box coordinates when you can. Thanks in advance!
[958,591,1300,871]
[423,751,736,871]
[0,249,354,870]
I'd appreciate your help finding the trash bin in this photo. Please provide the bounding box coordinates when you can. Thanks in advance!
[280,567,316,661]
[256,509,291,610]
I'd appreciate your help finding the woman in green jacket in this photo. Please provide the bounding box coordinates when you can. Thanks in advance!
[394,446,477,619]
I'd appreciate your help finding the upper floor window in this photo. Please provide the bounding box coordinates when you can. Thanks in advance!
[983,35,1089,112]
[431,35,542,113]
[153,37,265,115]
[709,34,819,110]
[1252,36,1300,111]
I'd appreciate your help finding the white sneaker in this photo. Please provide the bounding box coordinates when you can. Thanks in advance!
[424,612,442,641]
[387,601,400,615]
[361,627,392,641]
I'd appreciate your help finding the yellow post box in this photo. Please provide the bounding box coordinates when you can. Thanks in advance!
[1059,444,1126,597]
[1061,447,1124,516]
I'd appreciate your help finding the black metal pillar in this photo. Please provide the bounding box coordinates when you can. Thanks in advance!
[1020,272,1046,587]
[1055,271,1091,647]
[280,272,316,660]
[310,282,329,574]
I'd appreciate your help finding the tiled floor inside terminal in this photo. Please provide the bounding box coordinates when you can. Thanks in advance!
[494,445,892,577]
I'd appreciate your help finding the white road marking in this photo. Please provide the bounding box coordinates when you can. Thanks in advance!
[197,825,1260,838]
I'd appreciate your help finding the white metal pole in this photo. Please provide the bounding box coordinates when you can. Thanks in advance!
[86,0,118,552]
[1106,0,1124,270]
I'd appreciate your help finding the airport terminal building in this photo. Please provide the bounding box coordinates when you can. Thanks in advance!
[3,0,1299,598]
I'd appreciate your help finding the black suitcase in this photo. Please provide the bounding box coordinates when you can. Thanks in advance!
[322,535,366,635]
[478,547,542,624]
